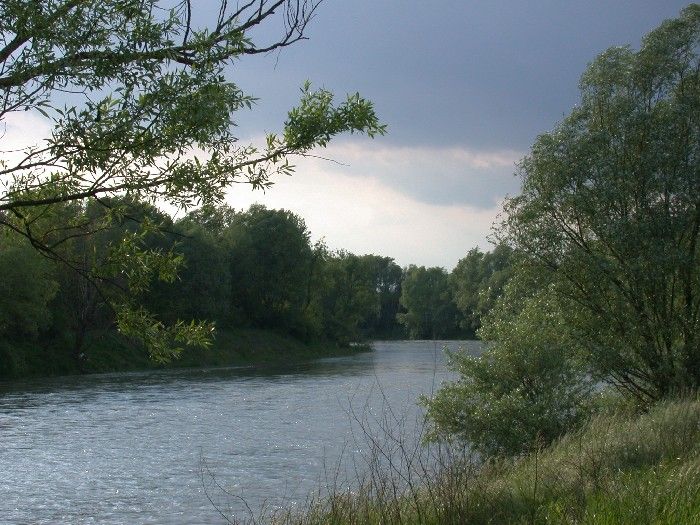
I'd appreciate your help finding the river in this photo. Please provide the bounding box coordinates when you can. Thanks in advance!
[0,340,481,524]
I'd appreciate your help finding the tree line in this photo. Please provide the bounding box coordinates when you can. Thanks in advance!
[0,197,514,376]
[0,0,386,360]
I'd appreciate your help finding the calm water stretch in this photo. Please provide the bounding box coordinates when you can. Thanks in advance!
[0,340,481,524]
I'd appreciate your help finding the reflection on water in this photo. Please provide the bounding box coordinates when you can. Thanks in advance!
[0,340,481,524]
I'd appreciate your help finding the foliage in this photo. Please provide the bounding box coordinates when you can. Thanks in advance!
[158,220,232,325]
[0,0,385,359]
[424,272,593,457]
[450,244,513,337]
[500,5,700,401]
[227,204,315,335]
[317,251,383,344]
[422,5,700,462]
[0,1,385,214]
[397,265,458,339]
[0,234,58,337]
[0,200,410,374]
[357,255,404,338]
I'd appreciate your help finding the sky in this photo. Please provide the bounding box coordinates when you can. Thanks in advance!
[4,1,693,269]
[212,0,692,269]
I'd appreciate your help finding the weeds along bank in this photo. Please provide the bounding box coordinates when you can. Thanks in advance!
[272,398,700,525]
[0,328,370,379]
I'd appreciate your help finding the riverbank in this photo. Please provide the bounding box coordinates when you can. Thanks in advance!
[279,397,700,524]
[0,328,371,379]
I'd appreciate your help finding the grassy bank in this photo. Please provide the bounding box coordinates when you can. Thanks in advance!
[0,328,370,380]
[277,398,700,524]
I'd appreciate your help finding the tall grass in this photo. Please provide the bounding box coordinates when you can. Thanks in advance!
[264,397,700,525]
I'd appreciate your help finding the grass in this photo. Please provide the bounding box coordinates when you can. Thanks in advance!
[172,328,370,369]
[266,397,700,525]
[0,327,370,379]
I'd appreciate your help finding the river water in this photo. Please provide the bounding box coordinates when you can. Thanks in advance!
[0,340,480,524]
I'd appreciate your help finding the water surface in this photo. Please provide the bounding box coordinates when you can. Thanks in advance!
[0,340,480,524]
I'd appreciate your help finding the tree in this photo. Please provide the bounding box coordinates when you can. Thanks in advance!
[37,197,190,362]
[424,271,593,457]
[397,266,458,339]
[0,233,58,338]
[317,251,382,344]
[227,205,314,335]
[357,255,403,338]
[451,244,513,337]
[423,6,700,455]
[157,209,234,325]
[500,5,700,401]
[0,1,385,358]
[450,248,483,336]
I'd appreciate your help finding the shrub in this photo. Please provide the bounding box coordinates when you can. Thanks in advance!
[423,278,593,457]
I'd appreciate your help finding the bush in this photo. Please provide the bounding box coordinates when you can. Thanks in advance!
[423,279,593,457]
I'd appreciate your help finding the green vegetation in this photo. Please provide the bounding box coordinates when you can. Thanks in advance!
[423,4,700,458]
[397,266,459,339]
[423,279,593,457]
[450,244,513,337]
[0,0,385,357]
[0,326,368,378]
[3,3,699,522]
[394,246,515,341]
[0,0,509,371]
[497,4,700,403]
[279,398,700,525]
[0,201,396,379]
[0,192,514,379]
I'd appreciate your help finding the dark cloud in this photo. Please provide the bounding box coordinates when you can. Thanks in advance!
[214,1,692,264]
[229,0,690,151]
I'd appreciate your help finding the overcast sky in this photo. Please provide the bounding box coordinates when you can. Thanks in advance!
[7,1,692,269]
[216,0,691,269]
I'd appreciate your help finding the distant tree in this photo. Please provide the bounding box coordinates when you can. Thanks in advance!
[450,248,484,336]
[318,252,383,344]
[398,266,458,339]
[477,244,514,314]
[178,204,238,238]
[0,234,58,338]
[163,204,238,329]
[151,216,232,327]
[451,244,513,337]
[362,255,404,338]
[227,205,314,335]
[501,5,700,401]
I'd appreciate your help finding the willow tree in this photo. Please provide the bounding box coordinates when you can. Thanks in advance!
[0,0,385,359]
[424,6,700,457]
[503,5,700,401]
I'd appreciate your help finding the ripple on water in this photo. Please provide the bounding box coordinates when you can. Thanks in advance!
[0,340,480,524]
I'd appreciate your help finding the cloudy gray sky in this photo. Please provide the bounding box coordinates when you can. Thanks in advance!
[218,0,691,269]
[9,1,688,269]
